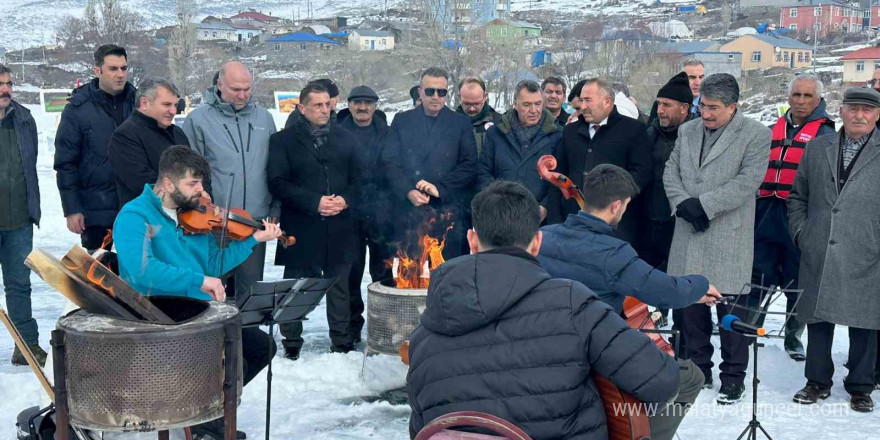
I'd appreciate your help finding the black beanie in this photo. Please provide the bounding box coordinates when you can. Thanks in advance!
[657,72,693,105]
[568,79,587,103]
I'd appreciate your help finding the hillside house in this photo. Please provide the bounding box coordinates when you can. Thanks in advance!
[841,46,880,85]
[720,34,813,71]
[348,30,395,51]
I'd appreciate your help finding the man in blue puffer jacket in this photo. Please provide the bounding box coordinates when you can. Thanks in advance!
[408,181,687,440]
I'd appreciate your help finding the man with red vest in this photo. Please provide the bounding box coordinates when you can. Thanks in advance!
[750,74,835,361]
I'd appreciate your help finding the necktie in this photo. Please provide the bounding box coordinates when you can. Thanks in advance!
[591,124,600,138]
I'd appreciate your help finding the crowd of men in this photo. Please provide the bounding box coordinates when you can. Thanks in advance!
[0,42,879,440]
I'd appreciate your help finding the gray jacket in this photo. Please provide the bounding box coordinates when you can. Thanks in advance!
[183,87,278,219]
[663,111,770,294]
[788,129,880,330]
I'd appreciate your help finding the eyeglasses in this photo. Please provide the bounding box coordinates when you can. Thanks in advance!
[423,88,448,98]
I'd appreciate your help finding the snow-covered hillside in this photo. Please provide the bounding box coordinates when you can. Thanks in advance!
[3,0,392,49]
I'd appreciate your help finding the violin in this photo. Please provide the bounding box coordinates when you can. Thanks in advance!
[536,155,586,209]
[178,197,296,248]
[536,154,664,440]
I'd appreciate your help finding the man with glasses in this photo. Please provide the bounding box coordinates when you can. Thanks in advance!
[55,44,136,253]
[455,77,502,155]
[381,67,477,260]
[663,73,770,404]
[541,77,569,126]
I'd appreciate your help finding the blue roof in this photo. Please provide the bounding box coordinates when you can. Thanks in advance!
[266,33,340,45]
[323,32,349,38]
[748,33,811,50]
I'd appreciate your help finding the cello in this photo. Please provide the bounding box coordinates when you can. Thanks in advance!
[537,155,671,440]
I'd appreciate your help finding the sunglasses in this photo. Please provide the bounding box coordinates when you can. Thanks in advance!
[423,88,448,97]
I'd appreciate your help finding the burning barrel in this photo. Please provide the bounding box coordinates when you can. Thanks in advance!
[53,297,242,432]
[366,280,427,355]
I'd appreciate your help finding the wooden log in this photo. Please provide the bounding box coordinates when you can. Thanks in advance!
[62,246,174,324]
[0,307,54,400]
[25,249,138,320]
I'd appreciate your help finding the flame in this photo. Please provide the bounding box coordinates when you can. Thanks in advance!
[387,210,454,289]
[100,229,113,250]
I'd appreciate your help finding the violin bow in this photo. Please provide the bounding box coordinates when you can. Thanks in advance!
[536,155,585,210]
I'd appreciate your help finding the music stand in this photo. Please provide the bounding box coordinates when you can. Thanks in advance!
[237,278,334,440]
[721,283,804,440]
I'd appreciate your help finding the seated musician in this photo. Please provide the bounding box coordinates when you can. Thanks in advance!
[407,180,682,440]
[113,145,280,440]
[539,164,720,439]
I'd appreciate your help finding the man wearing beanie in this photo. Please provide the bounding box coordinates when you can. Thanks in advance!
[285,78,340,128]
[636,71,693,330]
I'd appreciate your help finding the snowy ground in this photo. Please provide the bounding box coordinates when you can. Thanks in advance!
[0,106,878,439]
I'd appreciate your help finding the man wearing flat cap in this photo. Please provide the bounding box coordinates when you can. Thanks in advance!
[789,87,880,412]
[338,85,393,344]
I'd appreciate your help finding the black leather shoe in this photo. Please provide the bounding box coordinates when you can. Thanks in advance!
[11,344,47,366]
[330,343,354,353]
[284,346,301,361]
[793,385,831,404]
[850,392,874,413]
[716,383,746,405]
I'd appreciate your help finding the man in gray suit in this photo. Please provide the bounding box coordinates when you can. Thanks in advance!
[663,73,770,404]
[788,87,880,413]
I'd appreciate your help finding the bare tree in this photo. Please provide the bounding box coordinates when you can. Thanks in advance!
[55,0,143,48]
[168,0,198,96]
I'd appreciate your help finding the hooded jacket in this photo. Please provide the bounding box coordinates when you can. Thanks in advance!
[476,109,562,201]
[183,87,278,219]
[54,78,136,227]
[407,247,680,440]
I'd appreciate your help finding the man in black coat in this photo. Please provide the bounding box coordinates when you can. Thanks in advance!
[544,78,652,244]
[268,82,361,359]
[380,67,477,261]
[108,78,189,208]
[338,85,392,344]
[407,181,682,440]
[636,72,694,329]
[55,44,136,252]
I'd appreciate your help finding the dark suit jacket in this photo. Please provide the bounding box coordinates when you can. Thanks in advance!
[545,106,652,244]
[267,117,361,268]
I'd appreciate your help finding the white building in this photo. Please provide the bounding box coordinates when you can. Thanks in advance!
[197,22,263,43]
[348,30,395,51]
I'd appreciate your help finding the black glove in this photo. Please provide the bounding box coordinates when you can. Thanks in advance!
[676,198,710,233]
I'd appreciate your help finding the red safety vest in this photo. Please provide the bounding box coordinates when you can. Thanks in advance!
[758,116,826,199]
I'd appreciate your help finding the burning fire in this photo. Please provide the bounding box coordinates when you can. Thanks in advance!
[64,229,118,296]
[388,210,454,289]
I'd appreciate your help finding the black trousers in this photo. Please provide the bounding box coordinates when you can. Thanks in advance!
[348,220,392,340]
[679,301,750,386]
[279,263,353,349]
[805,321,877,394]
[747,198,805,354]
[81,225,112,253]
[241,327,277,386]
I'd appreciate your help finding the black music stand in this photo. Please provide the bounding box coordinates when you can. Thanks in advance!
[237,278,333,440]
[722,283,804,440]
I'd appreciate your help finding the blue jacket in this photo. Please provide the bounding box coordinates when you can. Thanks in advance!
[6,101,40,226]
[477,109,562,202]
[114,185,257,300]
[54,79,136,227]
[407,247,679,440]
[539,212,708,313]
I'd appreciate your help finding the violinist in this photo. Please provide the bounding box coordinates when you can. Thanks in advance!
[113,145,278,440]
[538,164,719,440]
